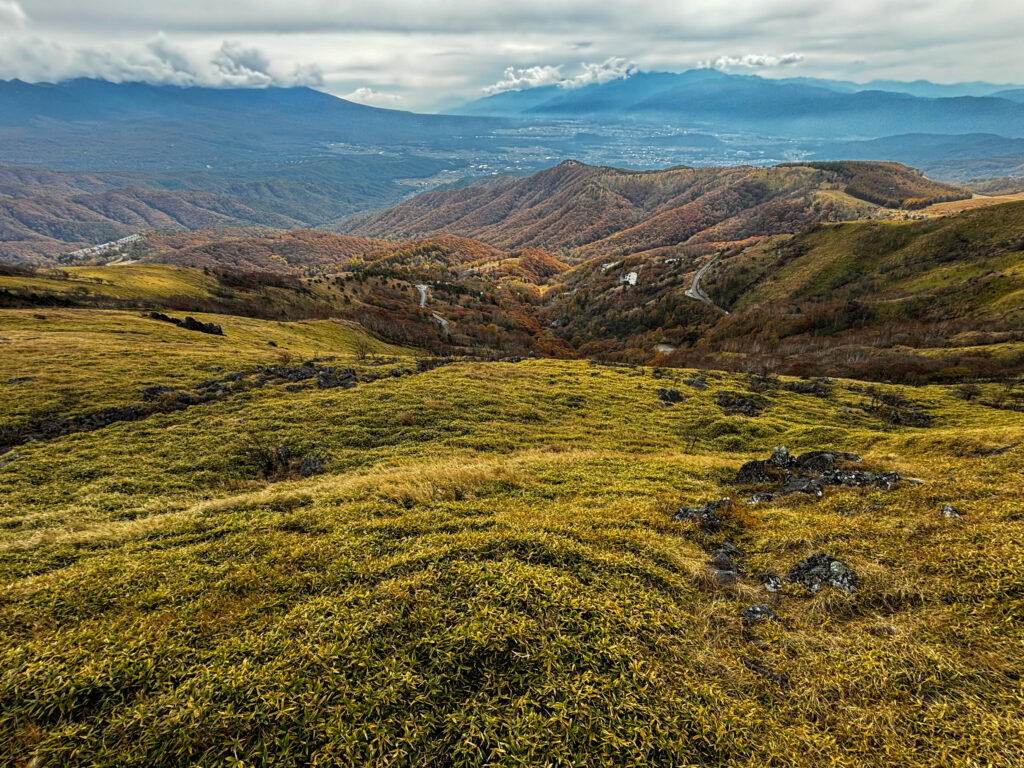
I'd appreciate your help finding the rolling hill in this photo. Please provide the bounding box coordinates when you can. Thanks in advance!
[346,160,970,260]
[0,304,1022,766]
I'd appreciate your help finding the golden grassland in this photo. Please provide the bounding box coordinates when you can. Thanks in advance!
[0,309,412,431]
[0,308,1022,766]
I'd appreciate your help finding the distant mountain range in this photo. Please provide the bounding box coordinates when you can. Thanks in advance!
[2,74,1024,263]
[454,69,1024,139]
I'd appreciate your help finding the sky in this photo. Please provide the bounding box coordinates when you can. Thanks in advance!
[0,0,1021,111]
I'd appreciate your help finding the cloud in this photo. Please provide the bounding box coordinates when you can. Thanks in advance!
[482,57,636,94]
[0,0,27,29]
[0,32,323,87]
[700,53,805,70]
[482,64,563,94]
[343,86,402,105]
[561,57,638,88]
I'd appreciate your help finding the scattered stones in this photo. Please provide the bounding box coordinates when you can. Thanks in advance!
[734,447,894,502]
[741,604,780,625]
[673,497,731,532]
[786,553,857,594]
[317,367,358,389]
[684,377,708,391]
[657,388,684,404]
[298,455,325,477]
[716,391,769,417]
[941,503,962,518]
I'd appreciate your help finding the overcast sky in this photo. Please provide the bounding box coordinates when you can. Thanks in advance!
[1,0,1021,110]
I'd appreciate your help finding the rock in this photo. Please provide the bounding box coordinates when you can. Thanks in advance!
[755,571,783,592]
[941,503,962,518]
[657,388,684,404]
[6,376,36,384]
[673,498,731,531]
[0,452,19,469]
[713,569,739,587]
[708,551,738,572]
[181,316,224,335]
[784,379,832,397]
[141,385,176,401]
[786,553,857,594]
[747,491,777,505]
[736,460,771,484]
[267,340,277,347]
[768,446,794,469]
[684,377,708,391]
[741,604,780,625]
[716,391,769,417]
[298,456,325,477]
[793,450,837,474]
[820,469,900,490]
[779,475,825,498]
[712,541,744,560]
[275,445,290,464]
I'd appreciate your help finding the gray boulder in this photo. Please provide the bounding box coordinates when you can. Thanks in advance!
[786,553,857,594]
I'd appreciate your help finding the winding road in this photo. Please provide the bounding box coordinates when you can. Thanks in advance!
[684,255,729,315]
[415,283,451,335]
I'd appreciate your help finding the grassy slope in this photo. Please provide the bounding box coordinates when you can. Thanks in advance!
[1,311,1022,766]
[725,201,1024,323]
[0,309,412,431]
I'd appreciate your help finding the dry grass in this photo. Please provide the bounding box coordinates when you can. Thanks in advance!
[0,312,1022,766]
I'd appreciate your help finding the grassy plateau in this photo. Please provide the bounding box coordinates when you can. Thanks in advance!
[0,301,1022,767]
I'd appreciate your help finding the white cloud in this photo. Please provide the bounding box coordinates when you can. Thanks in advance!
[0,0,27,30]
[343,86,402,105]
[700,52,805,71]
[482,57,637,94]
[0,32,323,87]
[482,64,563,94]
[561,56,638,88]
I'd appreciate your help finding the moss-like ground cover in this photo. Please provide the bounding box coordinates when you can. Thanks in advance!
[1,309,1022,767]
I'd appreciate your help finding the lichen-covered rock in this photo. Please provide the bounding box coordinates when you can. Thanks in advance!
[941,503,962,518]
[786,553,857,594]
